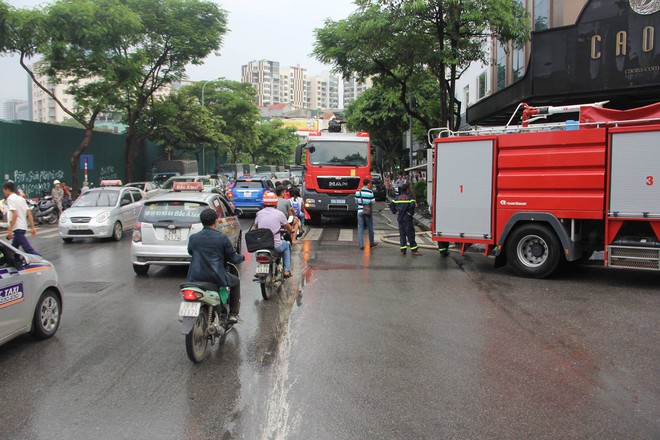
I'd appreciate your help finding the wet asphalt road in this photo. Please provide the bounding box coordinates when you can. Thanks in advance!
[0,204,658,439]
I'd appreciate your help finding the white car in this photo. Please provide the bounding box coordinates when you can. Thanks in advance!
[131,185,242,275]
[0,240,63,346]
[59,186,145,242]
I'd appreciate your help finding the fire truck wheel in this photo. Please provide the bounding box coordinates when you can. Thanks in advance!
[506,224,561,279]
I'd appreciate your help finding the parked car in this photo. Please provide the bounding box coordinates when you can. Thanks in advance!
[230,177,275,214]
[0,240,63,346]
[131,184,242,275]
[58,186,145,242]
[371,173,386,201]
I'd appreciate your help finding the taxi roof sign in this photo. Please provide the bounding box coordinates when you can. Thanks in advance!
[172,181,204,192]
[100,180,123,187]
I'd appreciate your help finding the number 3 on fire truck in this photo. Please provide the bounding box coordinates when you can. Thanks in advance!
[646,176,654,186]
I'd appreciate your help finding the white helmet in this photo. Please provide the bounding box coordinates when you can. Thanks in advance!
[53,180,61,184]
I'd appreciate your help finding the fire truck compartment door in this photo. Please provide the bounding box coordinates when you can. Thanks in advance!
[435,139,493,239]
[609,131,660,218]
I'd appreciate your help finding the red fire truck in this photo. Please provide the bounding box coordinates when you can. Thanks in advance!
[295,131,375,223]
[430,102,660,278]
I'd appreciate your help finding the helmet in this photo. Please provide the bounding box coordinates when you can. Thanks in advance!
[53,180,61,184]
[262,192,278,207]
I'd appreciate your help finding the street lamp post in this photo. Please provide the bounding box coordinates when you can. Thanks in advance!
[200,80,214,175]
[200,77,224,175]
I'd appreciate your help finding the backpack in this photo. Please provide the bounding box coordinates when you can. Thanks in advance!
[291,198,302,217]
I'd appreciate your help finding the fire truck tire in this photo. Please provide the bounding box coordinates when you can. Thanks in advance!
[506,224,561,279]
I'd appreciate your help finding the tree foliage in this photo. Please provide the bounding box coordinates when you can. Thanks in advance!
[140,89,224,160]
[314,0,529,130]
[184,80,260,165]
[253,120,298,166]
[2,0,227,188]
[345,76,439,168]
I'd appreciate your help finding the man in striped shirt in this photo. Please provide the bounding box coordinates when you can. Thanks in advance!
[355,178,378,250]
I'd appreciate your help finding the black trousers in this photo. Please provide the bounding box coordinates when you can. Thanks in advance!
[227,273,241,315]
[398,218,418,252]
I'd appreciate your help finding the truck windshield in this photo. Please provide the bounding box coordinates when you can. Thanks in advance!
[308,141,369,167]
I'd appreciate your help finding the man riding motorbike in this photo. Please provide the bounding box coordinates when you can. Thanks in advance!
[254,192,294,277]
[187,208,245,323]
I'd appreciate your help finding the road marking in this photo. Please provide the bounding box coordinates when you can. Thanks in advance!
[304,228,323,241]
[338,229,353,241]
[37,231,61,239]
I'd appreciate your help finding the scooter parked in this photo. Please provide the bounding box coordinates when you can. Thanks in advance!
[34,191,59,225]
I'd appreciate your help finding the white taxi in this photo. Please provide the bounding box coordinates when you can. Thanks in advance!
[131,182,242,275]
[0,240,63,346]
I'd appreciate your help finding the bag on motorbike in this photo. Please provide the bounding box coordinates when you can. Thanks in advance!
[245,228,275,252]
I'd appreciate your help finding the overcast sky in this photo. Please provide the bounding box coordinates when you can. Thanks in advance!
[0,0,357,106]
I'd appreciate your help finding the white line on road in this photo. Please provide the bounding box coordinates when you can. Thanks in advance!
[304,228,323,241]
[338,229,353,241]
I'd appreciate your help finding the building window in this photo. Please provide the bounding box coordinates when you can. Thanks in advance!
[463,85,470,107]
[512,44,525,81]
[534,0,550,31]
[477,72,487,99]
[496,42,506,91]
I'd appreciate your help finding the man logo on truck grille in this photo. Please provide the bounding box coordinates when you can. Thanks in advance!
[630,0,660,15]
[328,181,350,188]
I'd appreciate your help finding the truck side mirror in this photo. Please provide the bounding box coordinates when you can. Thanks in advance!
[295,143,305,166]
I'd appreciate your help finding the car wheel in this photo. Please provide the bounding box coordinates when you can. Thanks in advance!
[62,238,73,243]
[31,290,61,340]
[133,264,149,275]
[112,222,123,241]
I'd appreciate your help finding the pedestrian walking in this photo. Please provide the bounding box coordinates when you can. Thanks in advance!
[3,181,40,255]
[355,178,378,250]
[390,183,421,256]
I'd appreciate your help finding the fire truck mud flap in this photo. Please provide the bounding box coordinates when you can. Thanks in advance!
[495,213,579,267]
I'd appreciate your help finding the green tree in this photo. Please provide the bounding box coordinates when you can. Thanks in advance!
[254,120,298,166]
[5,0,139,190]
[140,89,225,161]
[106,0,228,182]
[185,80,260,167]
[0,2,9,49]
[314,0,529,130]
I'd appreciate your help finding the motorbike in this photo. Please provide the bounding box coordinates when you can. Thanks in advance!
[179,263,239,363]
[254,243,285,301]
[34,191,59,225]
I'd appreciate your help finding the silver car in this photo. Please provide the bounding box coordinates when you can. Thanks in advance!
[0,240,63,346]
[131,189,242,275]
[59,186,145,242]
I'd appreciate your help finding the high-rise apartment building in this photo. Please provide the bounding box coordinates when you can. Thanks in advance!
[2,99,29,120]
[309,71,340,111]
[342,76,373,108]
[280,65,309,109]
[30,62,79,123]
[241,59,281,107]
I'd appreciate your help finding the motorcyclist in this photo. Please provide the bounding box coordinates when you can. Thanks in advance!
[254,192,294,277]
[187,208,245,323]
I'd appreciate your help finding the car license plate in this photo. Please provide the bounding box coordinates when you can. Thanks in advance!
[331,199,344,204]
[165,229,181,241]
[256,264,270,274]
[178,301,201,317]
[70,225,87,230]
